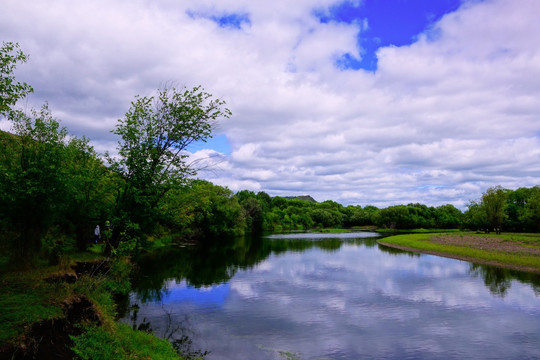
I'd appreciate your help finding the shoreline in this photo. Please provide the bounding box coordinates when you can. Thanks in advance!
[378,235,540,274]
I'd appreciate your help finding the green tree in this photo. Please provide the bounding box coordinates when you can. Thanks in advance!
[520,186,540,232]
[482,186,507,234]
[464,200,487,231]
[310,208,342,228]
[434,204,463,229]
[373,205,410,229]
[162,180,245,240]
[0,105,68,265]
[236,191,264,233]
[0,42,33,117]
[505,187,530,232]
[108,86,231,248]
[61,137,116,250]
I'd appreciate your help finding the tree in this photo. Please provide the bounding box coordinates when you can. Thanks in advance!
[373,205,410,229]
[0,42,33,117]
[482,186,507,234]
[464,200,487,231]
[520,186,540,232]
[504,187,529,232]
[0,105,68,264]
[61,137,116,251]
[162,180,245,240]
[236,191,264,233]
[435,204,463,229]
[108,86,231,247]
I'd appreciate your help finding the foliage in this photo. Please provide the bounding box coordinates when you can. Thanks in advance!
[0,105,69,265]
[482,186,507,234]
[380,233,540,273]
[162,180,245,241]
[0,41,33,117]
[0,105,114,265]
[71,324,180,360]
[0,268,67,345]
[107,86,231,248]
[61,136,116,251]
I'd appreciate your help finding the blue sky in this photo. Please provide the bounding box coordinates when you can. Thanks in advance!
[319,0,463,71]
[194,0,464,153]
[1,0,539,208]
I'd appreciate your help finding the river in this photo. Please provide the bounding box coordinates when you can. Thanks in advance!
[120,232,540,359]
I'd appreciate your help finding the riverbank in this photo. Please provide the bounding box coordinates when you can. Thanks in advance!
[378,232,540,274]
[0,252,181,359]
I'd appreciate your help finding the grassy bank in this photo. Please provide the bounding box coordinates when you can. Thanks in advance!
[0,252,181,359]
[375,228,461,234]
[378,232,540,273]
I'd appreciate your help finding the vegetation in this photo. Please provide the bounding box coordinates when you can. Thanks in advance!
[0,250,184,359]
[107,86,231,251]
[71,324,179,360]
[0,41,33,117]
[379,232,540,273]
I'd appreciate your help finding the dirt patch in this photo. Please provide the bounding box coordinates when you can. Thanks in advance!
[378,234,540,274]
[0,296,101,360]
[430,235,540,256]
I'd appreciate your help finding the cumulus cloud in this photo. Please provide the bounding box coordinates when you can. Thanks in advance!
[1,0,539,207]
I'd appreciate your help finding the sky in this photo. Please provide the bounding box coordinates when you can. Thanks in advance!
[1,0,539,208]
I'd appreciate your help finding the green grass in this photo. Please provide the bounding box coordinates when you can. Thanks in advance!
[71,324,180,360]
[379,232,540,273]
[376,228,461,234]
[0,267,69,344]
[0,249,182,359]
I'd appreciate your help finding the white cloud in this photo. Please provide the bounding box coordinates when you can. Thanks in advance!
[2,0,540,208]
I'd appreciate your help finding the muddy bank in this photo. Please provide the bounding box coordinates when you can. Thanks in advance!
[0,296,101,360]
[0,260,111,360]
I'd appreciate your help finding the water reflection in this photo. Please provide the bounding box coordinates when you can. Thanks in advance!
[469,263,540,297]
[130,233,383,302]
[124,233,540,360]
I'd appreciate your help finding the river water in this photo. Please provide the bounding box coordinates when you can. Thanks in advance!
[121,232,540,359]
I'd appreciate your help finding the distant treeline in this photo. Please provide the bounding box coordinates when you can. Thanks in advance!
[2,123,539,267]
[234,185,540,234]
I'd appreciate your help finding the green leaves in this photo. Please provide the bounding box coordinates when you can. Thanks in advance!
[0,42,33,117]
[108,86,231,246]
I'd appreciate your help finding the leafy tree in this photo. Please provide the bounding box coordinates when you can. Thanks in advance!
[363,205,379,225]
[61,137,116,250]
[256,191,272,211]
[435,204,463,229]
[343,206,366,227]
[505,187,531,232]
[0,42,33,117]
[271,196,288,210]
[162,180,244,240]
[482,186,507,234]
[108,86,231,247]
[310,208,342,228]
[236,191,264,233]
[464,200,488,231]
[0,105,68,264]
[520,186,540,232]
[373,205,410,229]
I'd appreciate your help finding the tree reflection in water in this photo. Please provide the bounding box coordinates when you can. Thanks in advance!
[469,263,540,297]
[131,233,540,310]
